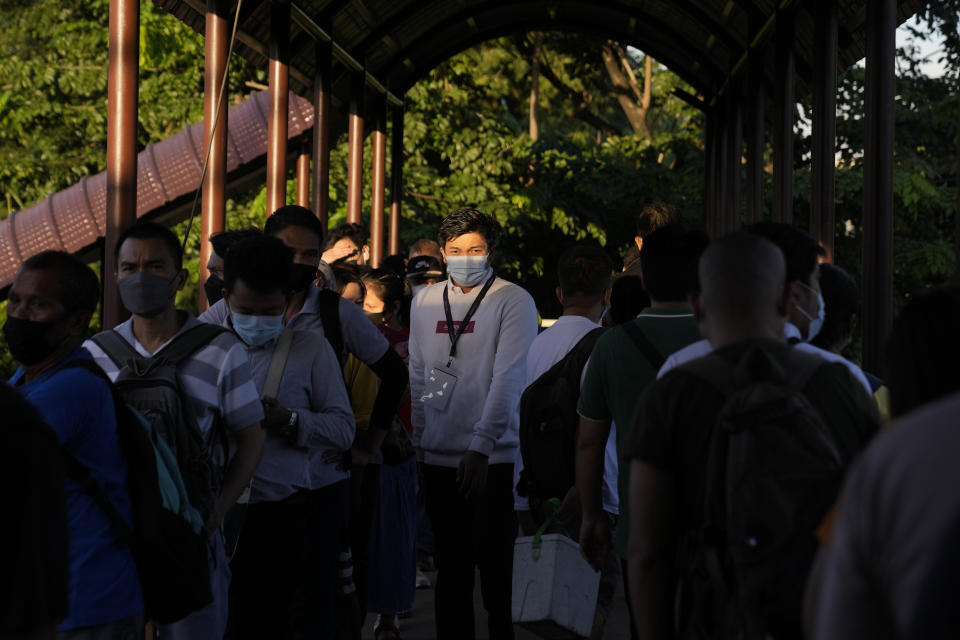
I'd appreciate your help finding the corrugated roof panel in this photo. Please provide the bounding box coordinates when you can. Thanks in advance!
[52,184,99,254]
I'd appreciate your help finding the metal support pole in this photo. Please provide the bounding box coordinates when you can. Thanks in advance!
[312,40,331,231]
[266,0,290,218]
[811,1,838,262]
[370,95,387,267]
[862,0,896,373]
[704,110,718,238]
[746,22,765,224]
[296,142,310,207]
[725,85,744,233]
[104,0,139,328]
[717,99,730,236]
[199,0,229,312]
[347,72,365,225]
[388,105,404,256]
[773,11,795,225]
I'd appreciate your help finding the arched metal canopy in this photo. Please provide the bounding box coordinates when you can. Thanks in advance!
[157,0,924,107]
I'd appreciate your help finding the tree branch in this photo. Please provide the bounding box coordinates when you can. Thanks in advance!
[531,46,624,137]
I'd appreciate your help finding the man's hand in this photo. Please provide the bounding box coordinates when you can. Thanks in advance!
[457,450,489,499]
[203,505,225,539]
[556,485,581,527]
[321,244,358,264]
[579,512,612,571]
[261,397,292,430]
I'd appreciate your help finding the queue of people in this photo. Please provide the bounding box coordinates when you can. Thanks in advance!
[4,203,960,640]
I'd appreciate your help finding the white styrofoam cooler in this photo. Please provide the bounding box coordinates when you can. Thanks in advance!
[512,533,601,639]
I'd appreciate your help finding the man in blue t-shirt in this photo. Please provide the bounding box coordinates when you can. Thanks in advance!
[5,251,143,638]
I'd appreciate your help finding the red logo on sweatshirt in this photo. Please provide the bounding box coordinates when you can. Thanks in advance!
[436,321,475,334]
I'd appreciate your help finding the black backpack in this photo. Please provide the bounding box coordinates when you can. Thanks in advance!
[58,360,212,624]
[518,327,605,506]
[89,323,227,521]
[675,345,844,640]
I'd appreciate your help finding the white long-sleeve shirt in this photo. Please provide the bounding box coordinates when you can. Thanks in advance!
[409,271,539,467]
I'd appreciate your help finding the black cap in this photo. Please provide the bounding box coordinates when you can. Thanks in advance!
[406,255,444,279]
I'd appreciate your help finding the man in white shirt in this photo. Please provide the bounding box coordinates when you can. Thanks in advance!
[516,245,619,640]
[658,223,872,395]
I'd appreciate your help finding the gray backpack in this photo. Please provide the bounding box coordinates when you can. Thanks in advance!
[90,323,227,520]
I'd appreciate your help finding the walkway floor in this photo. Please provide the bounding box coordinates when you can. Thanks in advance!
[361,566,635,640]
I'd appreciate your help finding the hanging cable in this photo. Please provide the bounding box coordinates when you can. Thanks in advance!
[181,0,244,253]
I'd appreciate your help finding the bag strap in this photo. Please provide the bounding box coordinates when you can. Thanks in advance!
[316,288,344,365]
[156,323,227,365]
[261,328,294,400]
[90,329,140,368]
[622,321,666,370]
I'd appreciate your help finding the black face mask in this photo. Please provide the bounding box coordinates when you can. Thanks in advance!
[289,263,318,292]
[3,315,66,366]
[204,275,225,306]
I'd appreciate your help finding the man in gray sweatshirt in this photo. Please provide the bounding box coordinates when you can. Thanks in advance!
[409,208,539,640]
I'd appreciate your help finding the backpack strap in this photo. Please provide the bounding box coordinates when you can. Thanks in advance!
[156,323,228,365]
[90,329,141,368]
[55,359,137,550]
[622,321,666,370]
[316,288,344,364]
[261,328,294,400]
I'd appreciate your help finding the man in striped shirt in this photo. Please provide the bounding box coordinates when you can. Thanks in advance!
[84,222,264,640]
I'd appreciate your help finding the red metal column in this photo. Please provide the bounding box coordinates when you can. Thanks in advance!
[388,105,404,256]
[312,41,331,230]
[199,0,229,312]
[811,1,838,262]
[266,0,290,218]
[862,0,896,373]
[725,85,743,233]
[746,27,765,224]
[369,95,387,267]
[347,73,365,225]
[772,11,795,225]
[103,0,139,328]
[296,142,310,207]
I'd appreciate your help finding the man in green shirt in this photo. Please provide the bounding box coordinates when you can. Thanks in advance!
[576,225,708,632]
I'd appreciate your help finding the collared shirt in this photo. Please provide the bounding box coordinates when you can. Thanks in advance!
[237,328,355,500]
[658,322,873,394]
[11,348,143,630]
[199,285,390,366]
[83,312,264,477]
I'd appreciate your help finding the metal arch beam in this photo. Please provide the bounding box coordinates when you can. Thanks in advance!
[375,7,720,96]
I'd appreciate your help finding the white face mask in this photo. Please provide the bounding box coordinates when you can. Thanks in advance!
[445,255,489,287]
[796,283,826,342]
[230,310,285,347]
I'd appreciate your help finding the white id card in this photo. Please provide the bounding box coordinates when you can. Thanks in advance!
[421,362,459,411]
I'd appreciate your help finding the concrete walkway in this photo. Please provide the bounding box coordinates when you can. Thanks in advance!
[361,566,635,640]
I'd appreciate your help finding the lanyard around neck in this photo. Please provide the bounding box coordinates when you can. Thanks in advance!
[442,271,497,365]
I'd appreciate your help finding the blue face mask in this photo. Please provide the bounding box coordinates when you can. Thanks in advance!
[796,284,826,342]
[230,310,285,347]
[445,255,489,287]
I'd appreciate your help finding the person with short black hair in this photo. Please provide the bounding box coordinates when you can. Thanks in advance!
[332,262,368,307]
[204,228,261,306]
[6,250,143,638]
[626,232,880,640]
[577,225,707,639]
[406,255,445,298]
[634,202,682,252]
[323,222,370,265]
[517,244,618,639]
[220,235,354,639]
[810,263,860,356]
[409,208,538,639]
[86,221,265,640]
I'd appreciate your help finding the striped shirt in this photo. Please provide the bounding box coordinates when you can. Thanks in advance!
[83,312,264,476]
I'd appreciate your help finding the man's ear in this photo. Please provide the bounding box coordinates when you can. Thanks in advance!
[602,285,612,307]
[175,268,189,291]
[440,247,447,264]
[362,244,370,263]
[689,291,703,323]
[555,286,564,306]
[780,282,799,318]
[67,309,92,337]
[634,236,643,252]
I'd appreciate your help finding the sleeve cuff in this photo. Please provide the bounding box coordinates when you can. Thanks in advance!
[468,434,495,457]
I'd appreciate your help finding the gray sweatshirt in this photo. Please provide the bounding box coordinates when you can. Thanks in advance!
[408,271,539,467]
